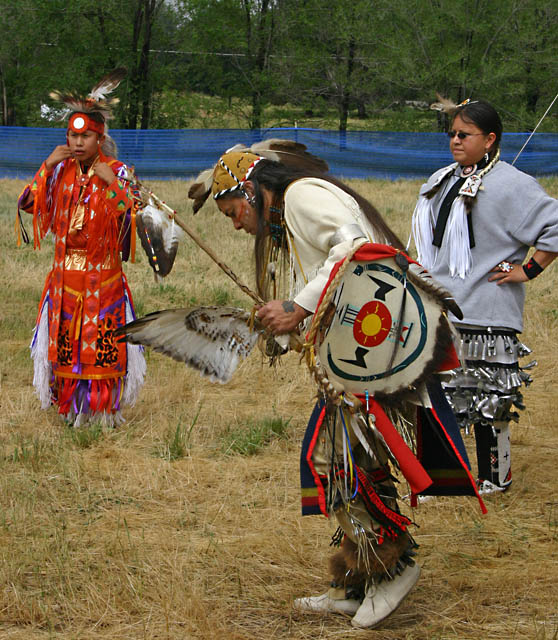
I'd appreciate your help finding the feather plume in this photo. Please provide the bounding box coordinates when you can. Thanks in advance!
[114,306,261,383]
[249,138,329,173]
[136,204,185,280]
[189,139,328,213]
[430,93,458,114]
[88,67,127,102]
[188,167,215,213]
[48,91,119,121]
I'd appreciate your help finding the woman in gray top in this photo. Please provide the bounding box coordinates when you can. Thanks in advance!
[412,99,558,494]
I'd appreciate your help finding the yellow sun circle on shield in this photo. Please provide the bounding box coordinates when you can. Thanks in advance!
[361,313,382,336]
[353,300,392,347]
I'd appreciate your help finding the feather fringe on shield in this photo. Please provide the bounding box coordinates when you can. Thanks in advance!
[407,263,463,320]
[188,139,329,213]
[114,306,262,384]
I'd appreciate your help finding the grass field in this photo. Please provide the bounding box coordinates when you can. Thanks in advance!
[1,175,558,639]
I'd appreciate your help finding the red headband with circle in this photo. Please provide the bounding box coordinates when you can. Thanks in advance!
[68,112,104,136]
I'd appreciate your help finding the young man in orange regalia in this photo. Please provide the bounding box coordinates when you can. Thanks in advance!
[18,71,145,427]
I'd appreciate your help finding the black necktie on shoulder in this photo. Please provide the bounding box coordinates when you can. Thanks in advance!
[431,157,488,249]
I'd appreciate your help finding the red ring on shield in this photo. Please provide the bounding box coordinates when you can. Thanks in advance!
[353,300,392,347]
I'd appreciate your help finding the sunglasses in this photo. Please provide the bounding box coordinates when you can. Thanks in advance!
[447,130,484,139]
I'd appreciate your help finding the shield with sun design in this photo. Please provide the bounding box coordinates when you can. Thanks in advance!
[313,244,455,399]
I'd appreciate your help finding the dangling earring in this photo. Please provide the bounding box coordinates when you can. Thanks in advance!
[242,190,256,207]
[484,152,489,162]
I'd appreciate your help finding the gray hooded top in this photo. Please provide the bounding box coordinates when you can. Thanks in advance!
[417,160,558,332]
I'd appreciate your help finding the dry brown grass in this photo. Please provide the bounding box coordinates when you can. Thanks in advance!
[1,175,558,640]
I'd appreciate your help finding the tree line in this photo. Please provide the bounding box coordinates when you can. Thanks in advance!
[1,0,557,132]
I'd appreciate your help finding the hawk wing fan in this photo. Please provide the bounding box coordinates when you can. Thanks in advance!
[114,306,261,383]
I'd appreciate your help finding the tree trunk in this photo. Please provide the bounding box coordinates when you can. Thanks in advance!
[126,1,145,129]
[245,0,273,130]
[0,65,6,126]
[94,5,117,69]
[525,69,539,115]
[339,37,355,132]
[356,100,367,119]
[250,91,262,129]
[139,10,153,129]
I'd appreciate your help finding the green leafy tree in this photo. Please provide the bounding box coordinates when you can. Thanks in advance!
[174,0,283,129]
[273,0,384,131]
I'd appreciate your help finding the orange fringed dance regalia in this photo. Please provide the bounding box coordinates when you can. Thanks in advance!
[19,152,145,426]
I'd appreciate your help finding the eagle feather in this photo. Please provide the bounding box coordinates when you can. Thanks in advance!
[429,93,458,114]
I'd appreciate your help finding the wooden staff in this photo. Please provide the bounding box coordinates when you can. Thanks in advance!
[132,178,302,352]
[135,180,265,306]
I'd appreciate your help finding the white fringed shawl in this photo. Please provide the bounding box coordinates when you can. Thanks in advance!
[412,152,500,279]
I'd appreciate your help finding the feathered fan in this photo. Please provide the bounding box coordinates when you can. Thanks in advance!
[188,138,329,213]
[131,181,186,281]
[136,205,184,280]
[114,306,262,383]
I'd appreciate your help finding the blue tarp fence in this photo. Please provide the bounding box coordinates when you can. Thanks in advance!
[1,126,558,181]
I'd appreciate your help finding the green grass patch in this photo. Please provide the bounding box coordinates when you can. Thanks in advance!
[154,407,202,461]
[220,415,291,456]
[65,422,104,449]
[6,435,51,470]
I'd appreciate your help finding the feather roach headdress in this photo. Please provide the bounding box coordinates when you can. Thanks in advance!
[49,67,126,122]
[48,68,127,156]
[188,139,329,213]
